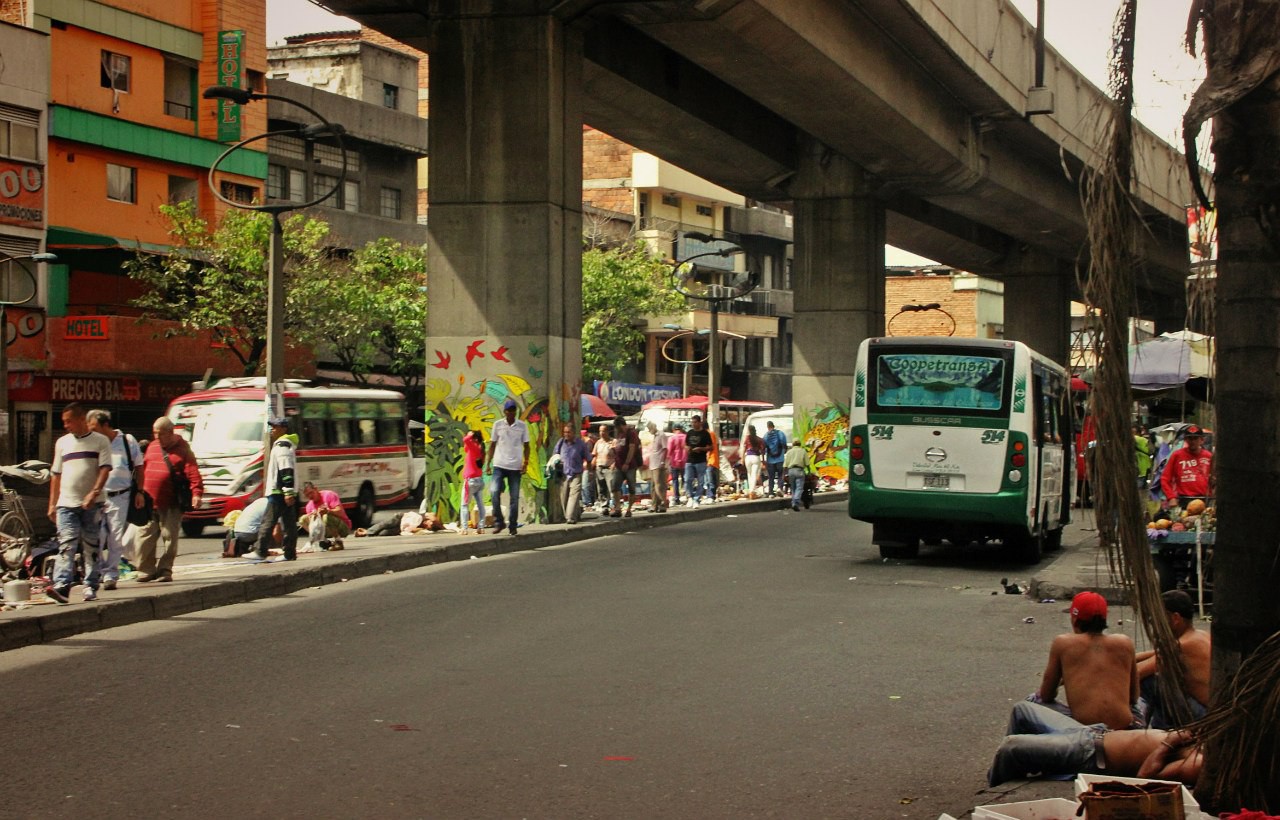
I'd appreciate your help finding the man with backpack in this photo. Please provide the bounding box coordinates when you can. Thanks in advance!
[763,420,788,497]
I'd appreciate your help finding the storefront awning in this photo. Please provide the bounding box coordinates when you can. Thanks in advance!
[46,226,171,255]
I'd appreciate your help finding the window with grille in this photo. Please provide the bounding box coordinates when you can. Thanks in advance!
[380,187,401,219]
[314,173,338,204]
[661,193,680,207]
[383,83,399,109]
[106,163,136,203]
[313,142,346,169]
[100,51,130,92]
[267,165,284,199]
[288,169,305,203]
[269,135,306,161]
[695,204,713,217]
[343,180,359,213]
[219,181,258,205]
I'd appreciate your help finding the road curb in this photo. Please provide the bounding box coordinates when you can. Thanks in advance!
[0,491,848,651]
[1028,529,1131,606]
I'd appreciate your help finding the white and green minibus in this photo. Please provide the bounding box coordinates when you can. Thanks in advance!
[847,337,1071,562]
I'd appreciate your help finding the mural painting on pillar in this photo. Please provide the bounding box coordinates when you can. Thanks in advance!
[795,402,850,482]
[420,337,577,524]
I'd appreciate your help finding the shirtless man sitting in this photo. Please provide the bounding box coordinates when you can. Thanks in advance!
[1013,591,1141,732]
[989,701,1202,786]
[1137,589,1211,728]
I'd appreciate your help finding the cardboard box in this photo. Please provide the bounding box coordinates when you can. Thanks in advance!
[973,797,1080,819]
[1074,774,1202,818]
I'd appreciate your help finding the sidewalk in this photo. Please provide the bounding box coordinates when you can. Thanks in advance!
[0,491,845,652]
[1028,507,1125,603]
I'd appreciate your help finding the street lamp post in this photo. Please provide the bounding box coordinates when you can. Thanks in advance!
[670,233,752,436]
[201,86,347,423]
[0,252,56,464]
[660,325,710,398]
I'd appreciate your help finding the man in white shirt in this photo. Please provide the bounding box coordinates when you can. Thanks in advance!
[645,421,669,512]
[87,409,143,590]
[485,398,529,536]
[46,402,112,604]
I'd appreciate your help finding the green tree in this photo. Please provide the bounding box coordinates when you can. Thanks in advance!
[124,201,332,376]
[581,242,684,382]
[291,237,428,395]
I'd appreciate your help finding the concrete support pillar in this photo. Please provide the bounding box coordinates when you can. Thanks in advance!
[1002,258,1072,367]
[790,137,884,479]
[425,11,583,523]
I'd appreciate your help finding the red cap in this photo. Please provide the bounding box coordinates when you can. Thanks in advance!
[1071,591,1107,621]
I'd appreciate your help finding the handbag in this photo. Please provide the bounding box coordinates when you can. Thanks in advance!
[165,448,195,513]
[123,435,154,526]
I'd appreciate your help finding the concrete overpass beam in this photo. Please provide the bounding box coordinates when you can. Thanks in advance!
[790,139,883,475]
[1001,254,1072,367]
[426,10,583,521]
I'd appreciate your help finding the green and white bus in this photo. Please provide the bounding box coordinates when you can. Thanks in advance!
[847,337,1071,562]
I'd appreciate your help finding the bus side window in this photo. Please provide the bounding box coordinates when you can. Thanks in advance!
[378,403,406,444]
[357,418,378,445]
[300,401,328,447]
[329,402,355,446]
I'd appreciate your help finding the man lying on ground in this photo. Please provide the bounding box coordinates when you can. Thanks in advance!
[988,701,1201,786]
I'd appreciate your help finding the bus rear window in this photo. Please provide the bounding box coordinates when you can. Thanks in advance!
[873,352,1007,412]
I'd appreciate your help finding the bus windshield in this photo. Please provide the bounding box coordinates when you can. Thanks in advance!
[873,352,1007,411]
[170,400,264,457]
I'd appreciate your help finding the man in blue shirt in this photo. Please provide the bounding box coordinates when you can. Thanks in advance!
[763,421,788,497]
[553,423,591,524]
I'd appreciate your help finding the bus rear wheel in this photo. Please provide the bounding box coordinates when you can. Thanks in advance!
[1004,529,1042,564]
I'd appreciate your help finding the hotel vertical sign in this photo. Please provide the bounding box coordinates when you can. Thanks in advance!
[217,30,245,142]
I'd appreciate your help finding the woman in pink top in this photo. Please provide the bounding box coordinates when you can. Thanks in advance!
[666,424,688,506]
[459,430,486,532]
[302,481,352,551]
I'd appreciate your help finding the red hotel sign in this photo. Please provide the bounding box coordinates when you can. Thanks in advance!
[0,159,44,229]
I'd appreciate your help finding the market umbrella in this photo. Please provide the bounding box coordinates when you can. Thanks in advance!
[1071,376,1090,393]
[1082,330,1214,392]
[581,394,616,417]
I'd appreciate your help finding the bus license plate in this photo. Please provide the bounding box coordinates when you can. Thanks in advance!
[923,474,950,489]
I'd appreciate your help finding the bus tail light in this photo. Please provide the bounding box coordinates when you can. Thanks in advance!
[849,427,868,476]
[1011,438,1026,468]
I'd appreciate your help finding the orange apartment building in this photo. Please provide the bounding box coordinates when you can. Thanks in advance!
[0,0,271,459]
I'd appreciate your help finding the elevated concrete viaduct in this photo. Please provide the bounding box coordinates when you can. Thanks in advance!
[314,0,1204,500]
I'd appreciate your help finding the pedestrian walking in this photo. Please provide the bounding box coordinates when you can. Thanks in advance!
[645,421,669,512]
[86,408,143,590]
[764,420,788,497]
[740,424,764,497]
[135,416,204,580]
[609,417,642,517]
[458,429,486,533]
[666,424,687,505]
[244,416,295,563]
[591,424,615,513]
[783,439,809,511]
[45,402,112,604]
[683,415,712,507]
[554,423,591,524]
[485,398,529,536]
[705,428,720,502]
[580,425,598,508]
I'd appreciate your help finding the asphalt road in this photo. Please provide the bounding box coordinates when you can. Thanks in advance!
[2,504,1081,819]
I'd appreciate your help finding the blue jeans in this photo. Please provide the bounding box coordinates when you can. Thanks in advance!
[54,505,103,591]
[1139,674,1208,730]
[491,467,521,532]
[670,467,683,502]
[988,702,1106,786]
[788,467,806,507]
[684,463,708,502]
[765,461,785,495]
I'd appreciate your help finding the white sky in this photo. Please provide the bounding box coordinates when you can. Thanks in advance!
[266,0,1206,266]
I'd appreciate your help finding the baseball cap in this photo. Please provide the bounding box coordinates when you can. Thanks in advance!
[1184,425,1203,437]
[267,416,289,427]
[1071,591,1107,621]
[503,398,518,411]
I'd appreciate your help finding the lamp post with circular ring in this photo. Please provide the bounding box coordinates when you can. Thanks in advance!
[887,302,956,337]
[0,251,56,463]
[659,324,710,399]
[201,85,347,419]
[669,233,752,435]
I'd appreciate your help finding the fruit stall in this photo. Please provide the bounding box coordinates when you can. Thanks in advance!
[1146,499,1213,614]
